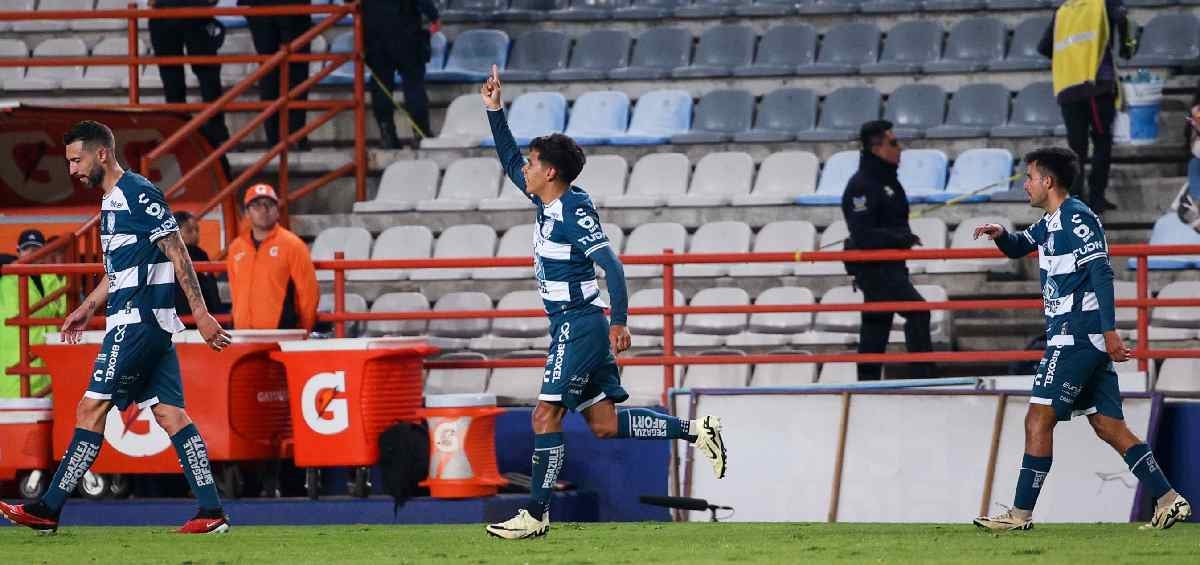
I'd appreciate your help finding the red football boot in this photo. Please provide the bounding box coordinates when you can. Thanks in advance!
[177,509,230,534]
[0,501,59,535]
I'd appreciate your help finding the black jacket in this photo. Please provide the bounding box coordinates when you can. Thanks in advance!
[841,151,918,274]
[363,0,439,56]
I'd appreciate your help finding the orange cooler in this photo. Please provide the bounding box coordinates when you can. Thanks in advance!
[417,393,507,499]
[0,398,53,481]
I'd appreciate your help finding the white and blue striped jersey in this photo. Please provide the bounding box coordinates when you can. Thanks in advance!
[529,188,611,316]
[99,171,185,334]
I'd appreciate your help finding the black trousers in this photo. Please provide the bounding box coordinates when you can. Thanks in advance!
[854,266,933,381]
[148,17,230,146]
[246,14,311,146]
[366,43,431,138]
[1061,91,1117,206]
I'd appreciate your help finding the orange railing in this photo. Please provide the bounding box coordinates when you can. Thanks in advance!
[6,244,1200,401]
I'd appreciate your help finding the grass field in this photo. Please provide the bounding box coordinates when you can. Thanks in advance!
[1,522,1197,564]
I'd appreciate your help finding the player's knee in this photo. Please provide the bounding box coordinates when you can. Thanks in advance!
[531,402,565,434]
[1024,406,1057,436]
[75,398,109,431]
[150,404,191,435]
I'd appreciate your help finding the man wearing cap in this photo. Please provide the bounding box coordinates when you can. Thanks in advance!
[0,229,68,397]
[226,184,318,331]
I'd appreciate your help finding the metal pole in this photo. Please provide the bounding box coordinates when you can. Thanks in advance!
[827,391,851,523]
[352,5,367,202]
[662,249,676,408]
[127,2,139,104]
[1137,256,1149,374]
[17,275,30,397]
[278,45,291,229]
[334,251,346,338]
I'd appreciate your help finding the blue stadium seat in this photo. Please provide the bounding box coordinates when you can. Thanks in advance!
[481,92,567,146]
[985,0,1049,8]
[548,29,631,81]
[796,0,862,14]
[550,0,631,20]
[613,0,688,19]
[1128,214,1200,270]
[608,27,692,80]
[564,91,630,145]
[428,30,510,82]
[859,0,923,13]
[925,148,1013,203]
[608,89,692,145]
[441,0,508,22]
[861,20,943,75]
[923,0,984,11]
[503,30,571,81]
[796,150,859,205]
[673,24,755,78]
[925,83,1010,139]
[735,0,800,16]
[991,16,1052,71]
[797,22,879,75]
[735,87,817,143]
[322,32,361,85]
[884,84,946,139]
[671,89,754,144]
[499,0,569,20]
[216,0,249,29]
[1130,14,1200,67]
[897,149,949,201]
[733,24,817,77]
[795,86,880,141]
[991,82,1063,138]
[1124,0,1180,6]
[923,17,1006,73]
[676,0,749,17]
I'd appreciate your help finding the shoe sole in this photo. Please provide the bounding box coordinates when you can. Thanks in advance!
[485,526,547,540]
[973,518,1033,532]
[0,506,57,535]
[700,417,727,479]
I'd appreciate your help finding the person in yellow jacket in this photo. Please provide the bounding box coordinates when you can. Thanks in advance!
[0,230,67,397]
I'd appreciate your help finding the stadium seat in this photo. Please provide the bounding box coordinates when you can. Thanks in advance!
[923,17,1007,73]
[141,59,199,90]
[818,362,858,384]
[492,290,551,338]
[991,82,1063,138]
[623,223,687,277]
[410,224,498,281]
[797,150,859,206]
[6,38,86,91]
[922,0,984,11]
[423,94,491,148]
[608,90,691,146]
[1151,282,1200,328]
[897,149,949,201]
[676,0,750,17]
[925,216,1015,273]
[795,86,881,141]
[475,223,535,280]
[620,351,673,405]
[883,84,946,139]
[733,151,819,205]
[481,91,566,146]
[627,289,685,344]
[572,154,628,205]
[216,0,251,28]
[735,88,817,143]
[925,83,1010,139]
[928,148,1013,203]
[473,176,530,209]
[550,0,631,20]
[751,354,818,387]
[441,0,506,22]
[428,29,509,82]
[486,351,545,404]
[429,292,494,342]
[797,22,880,75]
[317,293,368,337]
[678,288,751,346]
[859,0,922,13]
[349,225,434,281]
[1156,359,1200,393]
[991,16,1053,71]
[796,0,862,14]
[548,29,632,81]
[860,20,944,75]
[814,285,864,333]
[986,0,1048,8]
[564,91,630,146]
[613,0,687,19]
[608,27,692,80]
[502,30,570,81]
[735,0,800,16]
[608,153,688,208]
[415,157,502,210]
[321,31,360,86]
[592,224,625,280]
[668,153,754,208]
[425,352,490,395]
[906,217,948,274]
[353,160,440,212]
[749,286,815,334]
[1114,280,1137,330]
[74,0,131,31]
[1130,214,1200,270]
[733,24,817,77]
[671,89,754,144]
[729,221,816,276]
[683,350,750,389]
[499,0,569,20]
[0,39,27,87]
[311,227,372,282]
[672,24,754,78]
[12,0,87,32]
[1130,14,1200,67]
[677,220,753,276]
[797,220,848,275]
[902,285,949,336]
[63,37,143,90]
[365,292,430,337]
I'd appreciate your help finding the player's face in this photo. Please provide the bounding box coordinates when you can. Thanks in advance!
[1024,163,1051,208]
[65,140,106,189]
[523,150,555,197]
[245,198,279,231]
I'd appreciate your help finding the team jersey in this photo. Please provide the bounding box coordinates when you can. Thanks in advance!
[99,171,185,334]
[997,198,1115,346]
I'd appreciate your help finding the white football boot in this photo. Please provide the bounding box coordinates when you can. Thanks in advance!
[694,415,727,479]
[486,509,549,540]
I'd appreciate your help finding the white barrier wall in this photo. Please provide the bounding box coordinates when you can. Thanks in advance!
[684,392,1152,523]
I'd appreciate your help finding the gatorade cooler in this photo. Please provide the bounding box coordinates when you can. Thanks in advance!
[0,398,53,482]
[35,329,303,473]
[271,338,438,468]
[417,394,507,499]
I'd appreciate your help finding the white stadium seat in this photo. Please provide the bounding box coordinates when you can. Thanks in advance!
[353,160,440,212]
[416,157,502,211]
[365,292,430,337]
[925,216,1016,274]
[667,151,754,207]
[677,221,752,277]
[63,37,145,90]
[729,221,815,277]
[410,224,497,281]
[573,154,628,205]
[907,217,948,274]
[317,292,368,337]
[797,220,847,275]
[677,287,751,346]
[426,352,490,395]
[422,94,492,148]
[475,223,534,280]
[733,151,819,206]
[623,222,686,278]
[682,349,750,388]
[6,38,87,91]
[310,227,372,282]
[349,225,433,281]
[607,153,689,208]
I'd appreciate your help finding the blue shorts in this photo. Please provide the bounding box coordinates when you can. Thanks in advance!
[1031,339,1123,422]
[86,323,185,411]
[540,309,628,412]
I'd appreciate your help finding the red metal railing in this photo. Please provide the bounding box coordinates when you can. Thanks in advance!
[6,245,1200,401]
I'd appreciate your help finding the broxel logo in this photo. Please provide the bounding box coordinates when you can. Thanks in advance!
[301,371,349,435]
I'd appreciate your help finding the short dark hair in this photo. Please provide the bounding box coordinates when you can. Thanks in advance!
[859,119,894,150]
[63,120,116,151]
[528,133,585,184]
[174,210,195,224]
[1023,147,1078,193]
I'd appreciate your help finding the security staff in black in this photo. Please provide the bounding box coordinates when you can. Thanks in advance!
[841,120,933,381]
[240,0,313,149]
[363,0,439,149]
[148,0,231,148]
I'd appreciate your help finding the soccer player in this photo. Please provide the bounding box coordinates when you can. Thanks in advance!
[973,147,1191,531]
[479,66,727,540]
[0,121,233,535]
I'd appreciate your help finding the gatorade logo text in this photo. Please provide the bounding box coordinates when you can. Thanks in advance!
[302,371,349,435]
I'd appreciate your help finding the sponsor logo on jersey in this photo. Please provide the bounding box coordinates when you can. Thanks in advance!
[1073,240,1105,258]
[301,370,349,435]
[106,212,116,234]
[1043,348,1062,386]
[541,219,555,238]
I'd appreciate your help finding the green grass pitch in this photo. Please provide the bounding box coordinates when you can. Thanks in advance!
[1,522,1196,563]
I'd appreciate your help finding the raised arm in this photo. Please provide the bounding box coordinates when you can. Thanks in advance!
[481,65,530,194]
[157,233,231,351]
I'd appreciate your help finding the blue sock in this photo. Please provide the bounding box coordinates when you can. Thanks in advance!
[171,424,222,511]
[526,432,564,520]
[41,428,103,513]
[616,408,695,441]
[1013,453,1052,511]
[1124,443,1173,500]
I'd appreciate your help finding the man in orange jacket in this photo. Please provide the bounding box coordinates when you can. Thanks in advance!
[226,184,318,331]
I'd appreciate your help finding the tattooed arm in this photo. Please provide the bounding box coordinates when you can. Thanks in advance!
[157,232,231,352]
[60,279,109,344]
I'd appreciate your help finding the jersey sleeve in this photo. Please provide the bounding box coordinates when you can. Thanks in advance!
[128,186,179,243]
[995,219,1043,258]
[563,203,611,257]
[1068,211,1108,268]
